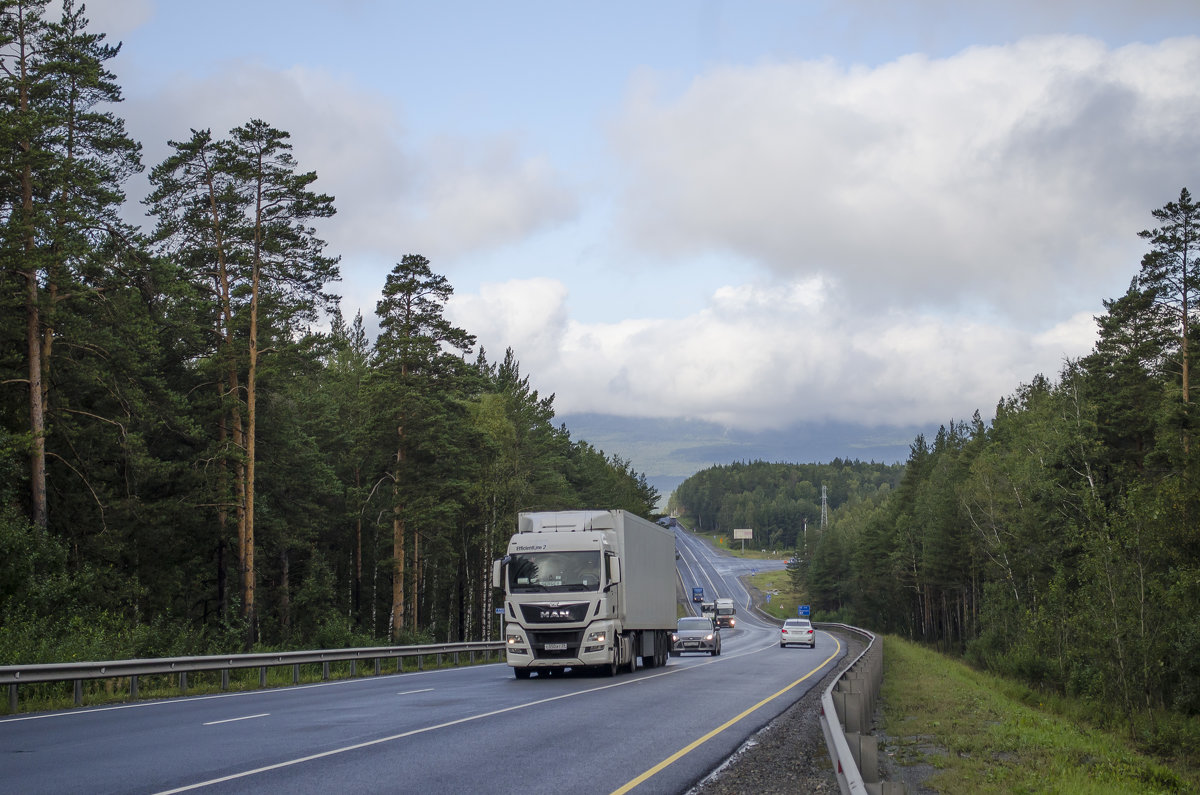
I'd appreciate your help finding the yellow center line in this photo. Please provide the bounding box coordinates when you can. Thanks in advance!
[610,634,844,795]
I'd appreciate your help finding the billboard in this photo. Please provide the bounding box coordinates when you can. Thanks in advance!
[733,528,753,540]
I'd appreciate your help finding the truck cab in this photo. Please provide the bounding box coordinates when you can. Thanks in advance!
[692,586,704,602]
[713,597,736,628]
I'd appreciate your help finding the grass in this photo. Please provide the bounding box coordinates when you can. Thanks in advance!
[880,635,1199,794]
[746,568,811,621]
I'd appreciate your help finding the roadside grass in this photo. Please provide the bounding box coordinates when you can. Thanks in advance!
[881,635,1198,794]
[746,569,807,620]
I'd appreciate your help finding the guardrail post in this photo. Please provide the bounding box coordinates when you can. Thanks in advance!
[9,683,16,713]
[131,675,139,699]
[293,664,299,684]
[179,672,187,694]
[260,666,267,687]
[374,658,381,676]
[74,679,82,706]
[350,660,357,678]
[322,662,330,680]
[220,670,228,691]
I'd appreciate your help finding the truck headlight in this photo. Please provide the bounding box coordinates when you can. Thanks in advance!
[587,631,607,643]
[507,634,523,645]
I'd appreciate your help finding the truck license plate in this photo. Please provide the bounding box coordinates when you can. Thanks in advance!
[544,642,567,651]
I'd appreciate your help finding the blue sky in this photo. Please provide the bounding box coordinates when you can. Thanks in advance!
[86,1,1200,443]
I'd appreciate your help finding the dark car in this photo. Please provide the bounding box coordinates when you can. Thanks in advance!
[670,616,721,656]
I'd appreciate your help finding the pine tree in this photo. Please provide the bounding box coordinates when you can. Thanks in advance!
[146,121,337,646]
[0,0,141,529]
[372,255,475,642]
[1138,188,1200,450]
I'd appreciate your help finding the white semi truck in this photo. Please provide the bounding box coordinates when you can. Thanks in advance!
[493,510,676,678]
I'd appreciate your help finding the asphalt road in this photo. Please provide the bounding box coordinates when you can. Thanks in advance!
[0,530,840,795]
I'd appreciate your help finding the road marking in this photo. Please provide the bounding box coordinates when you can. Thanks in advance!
[151,669,680,794]
[397,688,433,695]
[609,634,844,795]
[203,713,269,726]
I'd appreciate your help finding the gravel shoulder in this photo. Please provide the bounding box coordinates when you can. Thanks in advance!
[687,628,867,795]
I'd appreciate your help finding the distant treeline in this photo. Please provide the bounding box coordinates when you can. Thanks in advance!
[669,459,904,549]
[0,1,656,662]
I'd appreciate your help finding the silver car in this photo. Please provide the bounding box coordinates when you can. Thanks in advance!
[780,618,815,648]
[671,617,721,656]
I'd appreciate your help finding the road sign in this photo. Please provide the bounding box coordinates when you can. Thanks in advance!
[766,593,772,603]
[495,608,505,614]
[799,604,811,617]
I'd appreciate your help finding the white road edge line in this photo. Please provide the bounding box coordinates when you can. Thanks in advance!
[203,713,269,726]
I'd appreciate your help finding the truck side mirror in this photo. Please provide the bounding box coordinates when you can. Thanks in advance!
[492,559,503,589]
[608,557,621,585]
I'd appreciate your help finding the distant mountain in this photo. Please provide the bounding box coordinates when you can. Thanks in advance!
[558,413,933,507]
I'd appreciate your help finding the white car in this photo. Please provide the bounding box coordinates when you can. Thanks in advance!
[780,618,815,648]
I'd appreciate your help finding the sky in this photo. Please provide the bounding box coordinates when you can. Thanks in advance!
[81,0,1200,444]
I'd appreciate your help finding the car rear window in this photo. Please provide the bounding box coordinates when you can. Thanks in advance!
[784,620,811,628]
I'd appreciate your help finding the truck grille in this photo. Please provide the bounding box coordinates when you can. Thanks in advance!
[528,629,584,660]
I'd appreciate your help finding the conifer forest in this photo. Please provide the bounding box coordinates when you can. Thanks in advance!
[0,1,657,660]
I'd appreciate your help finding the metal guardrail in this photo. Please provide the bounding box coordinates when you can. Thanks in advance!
[1,640,505,713]
[814,623,905,795]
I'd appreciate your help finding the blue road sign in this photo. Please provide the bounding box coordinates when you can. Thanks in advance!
[799,604,811,617]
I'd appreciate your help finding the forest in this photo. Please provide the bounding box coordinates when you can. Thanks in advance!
[0,1,658,662]
[668,459,904,550]
[673,189,1200,745]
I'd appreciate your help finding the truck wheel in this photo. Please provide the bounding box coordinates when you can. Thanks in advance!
[514,668,531,679]
[607,660,619,677]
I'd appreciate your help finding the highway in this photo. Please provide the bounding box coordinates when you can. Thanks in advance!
[0,528,843,795]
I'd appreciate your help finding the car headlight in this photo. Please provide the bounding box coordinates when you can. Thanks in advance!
[671,634,679,642]
[705,633,713,641]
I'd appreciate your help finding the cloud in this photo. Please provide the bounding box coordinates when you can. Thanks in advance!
[612,35,1200,321]
[58,0,154,38]
[123,62,577,263]
[449,276,1096,431]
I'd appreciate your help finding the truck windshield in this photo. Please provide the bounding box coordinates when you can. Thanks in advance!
[507,551,601,593]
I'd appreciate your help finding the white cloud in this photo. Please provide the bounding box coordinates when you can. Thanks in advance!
[56,0,154,38]
[124,63,577,264]
[612,36,1200,321]
[450,276,1095,431]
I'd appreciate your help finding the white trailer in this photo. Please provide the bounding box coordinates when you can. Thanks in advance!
[493,510,676,678]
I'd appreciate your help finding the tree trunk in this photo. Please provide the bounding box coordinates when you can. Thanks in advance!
[16,7,47,529]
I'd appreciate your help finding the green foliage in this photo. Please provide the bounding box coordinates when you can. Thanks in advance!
[0,9,663,664]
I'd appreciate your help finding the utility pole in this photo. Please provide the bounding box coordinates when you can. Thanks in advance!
[820,485,828,530]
